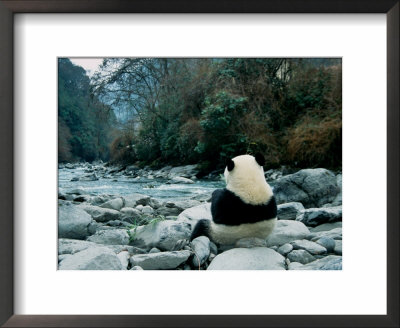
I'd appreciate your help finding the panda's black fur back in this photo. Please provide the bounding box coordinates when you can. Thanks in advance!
[211,188,277,226]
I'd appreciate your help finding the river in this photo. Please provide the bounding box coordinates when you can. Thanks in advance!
[58,167,225,202]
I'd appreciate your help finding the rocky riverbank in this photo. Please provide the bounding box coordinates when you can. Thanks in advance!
[58,163,342,270]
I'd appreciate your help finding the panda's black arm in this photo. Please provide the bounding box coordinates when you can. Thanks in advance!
[211,188,233,225]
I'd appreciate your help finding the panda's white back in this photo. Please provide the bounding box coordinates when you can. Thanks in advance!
[224,154,273,205]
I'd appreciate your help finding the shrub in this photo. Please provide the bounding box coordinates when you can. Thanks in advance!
[284,114,342,168]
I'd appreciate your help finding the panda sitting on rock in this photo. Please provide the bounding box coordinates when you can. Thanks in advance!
[191,154,277,245]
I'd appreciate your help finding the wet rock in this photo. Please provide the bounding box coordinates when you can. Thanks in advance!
[79,173,99,181]
[208,247,285,270]
[73,195,91,203]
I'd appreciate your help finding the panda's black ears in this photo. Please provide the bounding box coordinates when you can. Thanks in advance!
[226,158,235,171]
[255,153,265,167]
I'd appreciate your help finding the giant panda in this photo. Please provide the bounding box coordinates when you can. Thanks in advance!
[190,154,277,245]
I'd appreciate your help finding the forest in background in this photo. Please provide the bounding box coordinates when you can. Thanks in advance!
[58,58,341,173]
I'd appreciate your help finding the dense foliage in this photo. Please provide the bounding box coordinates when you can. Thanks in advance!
[60,58,342,171]
[58,59,115,162]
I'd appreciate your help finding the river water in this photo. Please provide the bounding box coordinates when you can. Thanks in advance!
[58,167,225,202]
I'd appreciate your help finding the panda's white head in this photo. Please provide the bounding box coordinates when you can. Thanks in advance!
[224,154,273,205]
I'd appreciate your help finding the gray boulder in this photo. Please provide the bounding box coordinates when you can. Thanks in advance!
[310,222,342,232]
[287,250,316,264]
[273,168,340,208]
[156,206,182,217]
[235,237,267,248]
[100,198,124,211]
[129,220,191,251]
[277,243,293,256]
[87,229,130,245]
[123,193,151,208]
[266,220,310,247]
[105,244,146,255]
[277,202,304,220]
[120,207,143,224]
[168,165,198,178]
[290,239,327,255]
[172,200,202,211]
[334,240,342,255]
[331,174,342,206]
[288,262,305,270]
[130,250,191,270]
[191,236,210,267]
[58,238,98,255]
[297,255,342,270]
[296,206,342,227]
[141,205,154,215]
[315,237,336,253]
[117,251,130,269]
[80,205,121,222]
[58,204,93,239]
[58,247,123,270]
[88,195,113,206]
[191,192,212,202]
[208,247,286,270]
[176,203,212,227]
[308,228,342,242]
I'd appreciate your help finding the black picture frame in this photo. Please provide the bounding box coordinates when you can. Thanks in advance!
[0,1,398,327]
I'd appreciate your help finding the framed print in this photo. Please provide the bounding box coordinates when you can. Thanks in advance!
[0,1,399,327]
